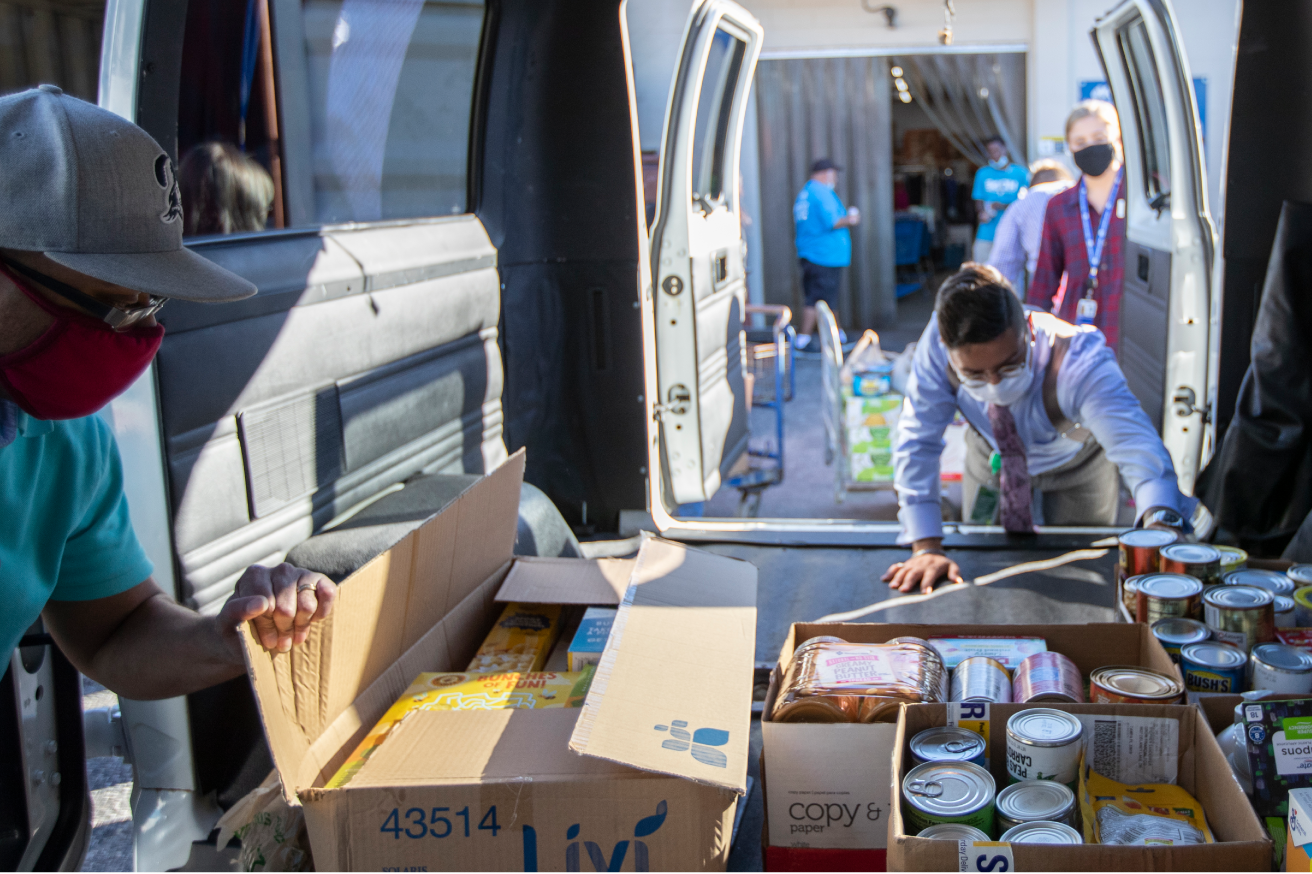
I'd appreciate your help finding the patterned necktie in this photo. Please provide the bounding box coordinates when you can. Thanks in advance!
[987,403,1034,533]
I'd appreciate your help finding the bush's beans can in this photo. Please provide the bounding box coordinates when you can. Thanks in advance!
[1121,574,1143,617]
[1013,652,1084,703]
[902,761,996,837]
[1276,595,1297,628]
[1224,568,1295,597]
[1216,545,1248,575]
[1203,585,1275,652]
[1159,543,1223,588]
[1089,666,1185,704]
[1151,617,1210,664]
[1118,528,1178,578]
[1289,565,1312,587]
[999,821,1084,844]
[995,780,1078,831]
[951,657,1012,703]
[1006,709,1083,788]
[1294,586,1312,627]
[1181,641,1248,693]
[911,726,989,768]
[1135,573,1203,624]
[916,822,991,842]
[1249,643,1312,694]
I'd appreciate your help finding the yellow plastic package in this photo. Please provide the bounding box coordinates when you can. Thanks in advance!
[1079,765,1215,846]
[466,602,563,673]
[326,668,594,789]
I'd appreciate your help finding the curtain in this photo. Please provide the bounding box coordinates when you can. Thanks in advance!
[898,52,1028,166]
[0,1,103,101]
[755,56,896,329]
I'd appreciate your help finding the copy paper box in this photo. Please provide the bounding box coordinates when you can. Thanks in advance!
[890,703,1270,871]
[759,622,1180,861]
[240,451,758,871]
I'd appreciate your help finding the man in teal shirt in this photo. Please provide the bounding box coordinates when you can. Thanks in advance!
[793,158,860,348]
[0,87,335,698]
[971,136,1030,263]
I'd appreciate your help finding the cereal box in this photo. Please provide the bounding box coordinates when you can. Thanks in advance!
[567,607,615,671]
[466,602,562,673]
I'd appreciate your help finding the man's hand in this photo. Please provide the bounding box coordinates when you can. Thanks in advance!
[218,563,337,657]
[880,540,964,594]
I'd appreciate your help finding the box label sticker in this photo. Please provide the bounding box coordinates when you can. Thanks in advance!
[948,702,991,756]
[1274,731,1312,777]
[1075,715,1178,785]
[957,840,1013,872]
[814,651,895,686]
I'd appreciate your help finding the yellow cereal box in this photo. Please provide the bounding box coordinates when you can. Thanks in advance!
[466,602,563,673]
[325,668,594,789]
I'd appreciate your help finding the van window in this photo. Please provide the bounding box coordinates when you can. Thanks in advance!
[0,2,104,101]
[1118,20,1171,203]
[177,0,484,237]
[690,28,746,211]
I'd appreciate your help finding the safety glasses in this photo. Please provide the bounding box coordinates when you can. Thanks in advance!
[3,259,166,331]
[951,331,1033,389]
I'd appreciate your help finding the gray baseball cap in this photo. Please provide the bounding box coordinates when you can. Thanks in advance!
[0,85,256,302]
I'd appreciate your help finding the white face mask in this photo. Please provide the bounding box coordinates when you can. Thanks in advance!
[960,367,1031,406]
[989,156,1010,170]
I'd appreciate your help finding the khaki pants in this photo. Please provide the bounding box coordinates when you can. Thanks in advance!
[961,425,1120,526]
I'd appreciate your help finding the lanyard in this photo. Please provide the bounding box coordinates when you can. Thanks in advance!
[1077,168,1122,294]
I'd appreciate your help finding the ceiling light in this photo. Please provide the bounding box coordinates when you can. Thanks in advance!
[895,78,908,92]
[899,92,912,103]
[891,65,904,77]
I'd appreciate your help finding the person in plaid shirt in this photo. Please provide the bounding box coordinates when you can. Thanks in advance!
[1027,101,1127,351]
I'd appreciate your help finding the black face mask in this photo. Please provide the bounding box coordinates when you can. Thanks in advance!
[1073,143,1115,177]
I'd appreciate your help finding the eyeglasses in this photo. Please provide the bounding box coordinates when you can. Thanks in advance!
[951,333,1032,389]
[3,259,165,331]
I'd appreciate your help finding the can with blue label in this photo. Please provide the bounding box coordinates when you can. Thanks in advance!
[1181,641,1248,694]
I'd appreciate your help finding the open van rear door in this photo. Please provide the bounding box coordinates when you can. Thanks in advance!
[1093,0,1219,492]
[649,0,762,506]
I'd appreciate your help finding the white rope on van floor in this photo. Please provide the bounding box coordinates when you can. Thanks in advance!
[813,548,1110,623]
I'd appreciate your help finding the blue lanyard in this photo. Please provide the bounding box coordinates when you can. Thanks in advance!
[1078,168,1122,292]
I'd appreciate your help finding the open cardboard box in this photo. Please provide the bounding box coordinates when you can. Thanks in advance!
[239,451,758,871]
[759,622,1181,869]
[889,702,1270,870]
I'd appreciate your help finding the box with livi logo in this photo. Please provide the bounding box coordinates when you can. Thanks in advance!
[241,451,758,871]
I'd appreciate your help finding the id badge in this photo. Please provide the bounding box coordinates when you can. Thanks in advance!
[1076,296,1098,325]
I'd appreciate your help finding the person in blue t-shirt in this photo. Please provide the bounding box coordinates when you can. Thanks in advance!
[793,158,860,348]
[971,136,1030,263]
[0,87,336,700]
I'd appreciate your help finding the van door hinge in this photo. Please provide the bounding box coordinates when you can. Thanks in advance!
[1172,386,1210,422]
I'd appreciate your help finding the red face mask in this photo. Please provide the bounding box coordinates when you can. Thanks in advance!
[0,271,164,420]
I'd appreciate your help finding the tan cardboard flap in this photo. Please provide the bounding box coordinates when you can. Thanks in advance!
[495,556,635,605]
[569,537,756,794]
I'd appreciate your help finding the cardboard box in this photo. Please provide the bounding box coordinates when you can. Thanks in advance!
[241,452,758,871]
[1288,787,1312,870]
[759,622,1181,866]
[889,702,1270,870]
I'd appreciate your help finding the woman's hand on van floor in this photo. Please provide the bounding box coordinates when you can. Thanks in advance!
[221,563,338,655]
[881,549,964,594]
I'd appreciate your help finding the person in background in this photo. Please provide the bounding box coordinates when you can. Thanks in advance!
[987,159,1074,294]
[1027,100,1127,351]
[178,141,275,236]
[970,136,1029,263]
[793,158,860,350]
[883,264,1194,593]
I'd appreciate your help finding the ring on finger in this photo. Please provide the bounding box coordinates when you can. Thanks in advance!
[297,582,317,593]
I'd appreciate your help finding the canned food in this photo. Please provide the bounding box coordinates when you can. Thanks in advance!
[1118,528,1178,577]
[916,822,991,842]
[1151,617,1210,664]
[1276,595,1296,629]
[1135,573,1203,624]
[1203,585,1275,652]
[1289,565,1312,587]
[1216,545,1248,574]
[995,780,1078,831]
[1181,641,1248,693]
[1296,587,1312,628]
[1006,709,1083,787]
[1224,568,1295,597]
[1012,652,1084,703]
[1249,643,1312,694]
[1089,666,1185,704]
[1159,543,1223,587]
[998,821,1084,844]
[951,657,1012,703]
[902,761,996,837]
[1121,574,1143,616]
[911,726,989,768]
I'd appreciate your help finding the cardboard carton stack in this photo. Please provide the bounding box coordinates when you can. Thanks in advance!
[240,452,758,871]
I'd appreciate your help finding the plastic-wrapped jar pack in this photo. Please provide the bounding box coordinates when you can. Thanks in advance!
[772,635,947,723]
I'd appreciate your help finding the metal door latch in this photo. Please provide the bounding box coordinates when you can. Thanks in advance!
[652,384,692,419]
[1172,385,1209,421]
